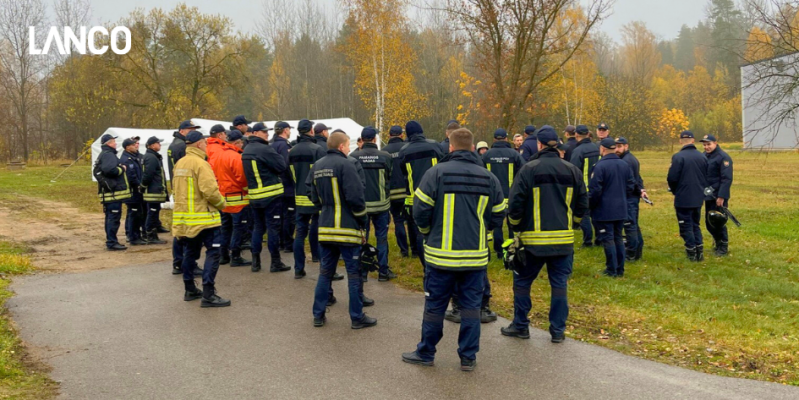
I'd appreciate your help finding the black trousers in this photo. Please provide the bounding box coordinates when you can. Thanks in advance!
[676,207,703,249]
[103,201,122,248]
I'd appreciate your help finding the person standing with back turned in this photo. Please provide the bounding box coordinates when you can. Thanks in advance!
[667,131,708,261]
[402,128,505,372]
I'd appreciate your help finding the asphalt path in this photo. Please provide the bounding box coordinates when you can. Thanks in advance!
[8,253,798,399]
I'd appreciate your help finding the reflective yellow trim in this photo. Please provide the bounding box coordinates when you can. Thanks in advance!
[332,177,341,228]
[419,226,431,234]
[415,188,434,207]
[509,216,521,225]
[477,195,488,250]
[290,165,296,183]
[390,188,406,201]
[492,201,506,213]
[486,163,491,172]
[442,193,455,250]
[379,172,386,202]
[319,227,361,237]
[365,200,390,213]
[533,187,541,232]
[405,197,414,206]
[406,163,414,203]
[424,245,489,258]
[296,195,315,207]
[143,192,167,202]
[508,163,514,190]
[353,208,367,217]
[188,177,195,211]
[565,187,573,228]
[252,160,264,188]
[431,158,437,166]
[318,235,362,244]
[425,254,489,268]
[518,230,574,246]
[583,158,590,192]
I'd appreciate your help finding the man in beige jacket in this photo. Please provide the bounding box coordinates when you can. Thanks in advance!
[172,131,230,307]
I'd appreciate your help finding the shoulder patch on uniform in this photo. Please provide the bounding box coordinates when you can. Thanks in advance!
[520,150,524,154]
[723,161,730,167]
[590,172,594,179]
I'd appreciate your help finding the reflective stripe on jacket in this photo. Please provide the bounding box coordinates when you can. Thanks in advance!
[509,148,589,256]
[413,151,505,271]
[482,141,523,198]
[208,140,249,213]
[398,134,443,206]
[242,136,286,208]
[96,145,131,203]
[309,149,367,245]
[142,148,168,203]
[171,147,226,238]
[290,134,327,214]
[351,143,392,214]
[569,138,600,192]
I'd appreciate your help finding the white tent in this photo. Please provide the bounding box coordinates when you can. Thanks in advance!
[90,117,368,181]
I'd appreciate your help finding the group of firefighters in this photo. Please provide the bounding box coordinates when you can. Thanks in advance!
[94,116,733,371]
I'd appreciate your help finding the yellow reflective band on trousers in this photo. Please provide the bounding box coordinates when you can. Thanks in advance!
[518,230,574,245]
[296,195,314,207]
[477,195,488,250]
[442,193,455,250]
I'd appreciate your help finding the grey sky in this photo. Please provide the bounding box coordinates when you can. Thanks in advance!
[87,0,708,43]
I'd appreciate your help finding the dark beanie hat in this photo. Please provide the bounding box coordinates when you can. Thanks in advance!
[405,121,423,136]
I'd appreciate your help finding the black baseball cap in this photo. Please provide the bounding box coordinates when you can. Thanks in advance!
[275,121,293,130]
[700,134,717,142]
[564,125,576,134]
[576,125,589,134]
[146,136,163,146]
[251,122,273,132]
[494,128,508,138]
[361,126,378,140]
[210,124,226,135]
[121,138,137,148]
[597,123,609,130]
[536,126,558,145]
[615,137,628,145]
[313,122,331,134]
[232,115,251,126]
[185,131,205,144]
[524,125,537,135]
[389,125,403,136]
[600,138,617,149]
[297,120,314,133]
[179,120,201,130]
[226,130,243,142]
[680,130,694,139]
[100,133,117,144]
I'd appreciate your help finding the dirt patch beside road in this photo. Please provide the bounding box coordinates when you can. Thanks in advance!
[0,196,171,272]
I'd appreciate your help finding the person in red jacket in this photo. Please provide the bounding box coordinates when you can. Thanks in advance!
[206,124,228,161]
[208,129,252,267]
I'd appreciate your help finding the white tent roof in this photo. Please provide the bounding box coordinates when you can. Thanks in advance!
[90,118,369,181]
[193,117,371,151]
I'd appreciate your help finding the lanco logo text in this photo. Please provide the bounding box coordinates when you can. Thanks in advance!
[29,26,131,55]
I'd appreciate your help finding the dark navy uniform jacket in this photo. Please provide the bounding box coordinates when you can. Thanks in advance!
[667,144,708,208]
[564,137,578,163]
[96,144,131,203]
[519,135,538,162]
[619,150,644,196]
[167,131,186,181]
[413,151,505,271]
[271,136,294,196]
[569,138,600,191]
[242,136,287,208]
[289,134,326,214]
[705,146,733,200]
[351,143,392,214]
[398,134,444,206]
[589,153,635,221]
[308,149,368,245]
[482,141,523,198]
[142,148,168,203]
[438,138,450,155]
[120,150,144,204]
[383,137,407,201]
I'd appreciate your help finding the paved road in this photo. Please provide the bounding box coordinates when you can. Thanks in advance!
[9,254,798,400]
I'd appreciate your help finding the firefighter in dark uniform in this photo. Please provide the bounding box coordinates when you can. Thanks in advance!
[616,137,647,261]
[289,121,327,278]
[518,125,538,162]
[482,128,523,259]
[383,125,413,257]
[120,138,147,245]
[313,122,331,147]
[590,138,636,277]
[667,131,708,261]
[272,121,295,253]
[141,136,168,245]
[242,122,291,273]
[569,124,600,247]
[502,126,589,343]
[168,120,201,274]
[401,128,505,371]
[563,125,577,162]
[700,134,733,256]
[398,121,444,268]
[96,134,131,251]
[351,126,397,281]
[439,120,460,155]
[309,132,377,329]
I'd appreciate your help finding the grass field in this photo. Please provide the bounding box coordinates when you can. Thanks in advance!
[0,146,798,385]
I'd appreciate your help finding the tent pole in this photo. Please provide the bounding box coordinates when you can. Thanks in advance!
[50,147,91,183]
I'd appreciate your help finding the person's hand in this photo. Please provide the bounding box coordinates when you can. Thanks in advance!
[716,197,724,207]
[641,190,649,200]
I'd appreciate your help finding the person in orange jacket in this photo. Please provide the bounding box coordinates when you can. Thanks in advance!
[208,128,252,267]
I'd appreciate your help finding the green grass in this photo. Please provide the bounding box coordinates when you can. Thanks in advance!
[1,151,799,385]
[0,241,57,399]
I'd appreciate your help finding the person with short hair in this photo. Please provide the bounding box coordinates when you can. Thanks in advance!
[120,137,147,246]
[309,132,376,329]
[590,138,636,277]
[700,134,733,256]
[439,120,460,154]
[667,131,709,261]
[502,126,589,343]
[313,122,331,147]
[172,131,230,307]
[402,128,505,372]
[272,121,296,254]
[615,137,647,261]
[518,125,538,161]
[243,122,291,273]
[290,120,327,278]
[96,134,131,251]
[596,123,610,140]
[512,134,523,151]
[141,136,168,245]
[563,125,577,162]
[569,124,600,247]
[383,125,413,258]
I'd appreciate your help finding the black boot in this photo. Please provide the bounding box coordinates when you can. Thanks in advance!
[220,251,231,265]
[147,230,167,245]
[270,257,291,273]
[445,306,461,323]
[231,250,252,267]
[251,254,261,272]
[351,314,377,329]
[201,284,231,308]
[362,296,375,307]
[500,323,530,339]
[625,248,636,261]
[716,241,728,256]
[686,247,697,261]
[129,236,147,246]
[695,245,704,262]
[480,307,497,323]
[183,280,203,301]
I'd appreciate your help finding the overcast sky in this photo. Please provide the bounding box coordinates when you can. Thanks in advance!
[87,0,708,42]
